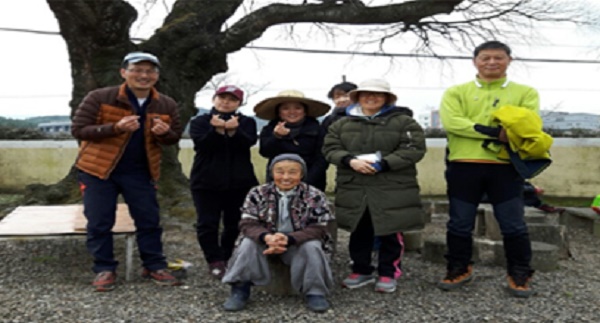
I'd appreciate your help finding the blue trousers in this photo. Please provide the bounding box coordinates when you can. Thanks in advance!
[78,170,167,273]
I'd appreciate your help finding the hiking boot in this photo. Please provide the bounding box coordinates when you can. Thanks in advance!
[374,276,397,293]
[342,273,376,289]
[305,294,330,313]
[223,282,251,312]
[507,273,535,298]
[209,261,227,280]
[93,271,116,292]
[437,265,473,291]
[142,268,182,286]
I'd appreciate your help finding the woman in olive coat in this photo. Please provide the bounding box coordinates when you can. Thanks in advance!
[323,78,426,293]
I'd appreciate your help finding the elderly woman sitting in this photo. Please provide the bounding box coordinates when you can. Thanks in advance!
[222,153,335,313]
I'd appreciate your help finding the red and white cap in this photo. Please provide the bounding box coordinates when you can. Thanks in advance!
[215,85,244,102]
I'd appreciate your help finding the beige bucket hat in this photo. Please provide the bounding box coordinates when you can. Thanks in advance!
[348,79,397,104]
[254,90,331,120]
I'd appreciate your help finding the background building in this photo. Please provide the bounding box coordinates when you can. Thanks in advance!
[541,111,600,130]
[38,121,71,135]
[417,110,441,129]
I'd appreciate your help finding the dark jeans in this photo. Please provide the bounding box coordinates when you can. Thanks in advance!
[349,208,404,279]
[78,170,167,273]
[445,162,531,272]
[192,188,249,264]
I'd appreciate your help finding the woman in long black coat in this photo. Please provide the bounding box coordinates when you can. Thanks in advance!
[189,85,258,280]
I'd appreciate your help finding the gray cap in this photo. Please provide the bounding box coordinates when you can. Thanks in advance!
[122,52,161,67]
[268,153,307,178]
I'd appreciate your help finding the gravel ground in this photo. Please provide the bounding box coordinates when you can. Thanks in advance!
[1,212,599,323]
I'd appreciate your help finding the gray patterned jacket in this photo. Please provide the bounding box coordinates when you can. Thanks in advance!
[238,182,335,255]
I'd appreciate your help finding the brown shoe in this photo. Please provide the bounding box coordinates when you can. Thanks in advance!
[507,273,535,298]
[93,271,117,292]
[142,268,182,286]
[437,265,473,291]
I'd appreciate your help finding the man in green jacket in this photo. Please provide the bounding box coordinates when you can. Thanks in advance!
[438,41,538,298]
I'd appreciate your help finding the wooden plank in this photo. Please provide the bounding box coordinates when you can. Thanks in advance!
[73,204,134,233]
[0,204,135,236]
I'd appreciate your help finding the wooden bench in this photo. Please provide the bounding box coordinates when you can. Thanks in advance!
[0,204,136,280]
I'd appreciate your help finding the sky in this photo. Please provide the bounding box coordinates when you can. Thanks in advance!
[1,0,600,120]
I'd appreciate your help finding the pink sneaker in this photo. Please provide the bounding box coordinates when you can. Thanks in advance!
[375,276,397,293]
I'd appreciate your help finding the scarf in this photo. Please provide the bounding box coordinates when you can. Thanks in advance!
[275,187,296,233]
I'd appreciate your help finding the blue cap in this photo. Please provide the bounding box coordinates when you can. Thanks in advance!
[122,52,160,67]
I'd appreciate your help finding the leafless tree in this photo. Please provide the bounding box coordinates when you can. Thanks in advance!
[35,0,596,206]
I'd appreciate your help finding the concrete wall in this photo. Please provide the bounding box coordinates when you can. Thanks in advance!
[2,138,599,197]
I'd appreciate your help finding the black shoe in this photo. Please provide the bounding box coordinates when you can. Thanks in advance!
[305,294,330,313]
[223,282,251,311]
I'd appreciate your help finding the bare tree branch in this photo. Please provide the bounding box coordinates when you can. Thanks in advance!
[220,0,463,53]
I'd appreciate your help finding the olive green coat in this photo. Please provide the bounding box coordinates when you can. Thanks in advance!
[322,107,426,235]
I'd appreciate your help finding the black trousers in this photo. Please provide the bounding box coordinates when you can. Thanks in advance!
[192,188,249,264]
[349,208,405,279]
[445,162,532,274]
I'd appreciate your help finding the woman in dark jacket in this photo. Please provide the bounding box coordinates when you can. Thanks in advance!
[323,78,426,294]
[255,90,330,191]
[189,85,258,279]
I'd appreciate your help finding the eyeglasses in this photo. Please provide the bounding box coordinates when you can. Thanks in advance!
[126,68,159,75]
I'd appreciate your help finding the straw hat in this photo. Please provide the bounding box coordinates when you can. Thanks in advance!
[254,90,331,120]
[348,79,397,104]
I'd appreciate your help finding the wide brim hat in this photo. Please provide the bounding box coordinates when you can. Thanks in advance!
[348,79,397,104]
[254,90,331,120]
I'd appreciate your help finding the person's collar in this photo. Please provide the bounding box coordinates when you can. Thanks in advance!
[474,76,510,88]
[275,186,298,196]
[125,86,151,99]
[284,119,305,128]
[346,103,394,118]
[346,104,365,116]
[119,83,158,100]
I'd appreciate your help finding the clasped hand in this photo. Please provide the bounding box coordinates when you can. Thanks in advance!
[210,114,239,130]
[211,115,239,135]
[349,159,378,175]
[263,232,288,255]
